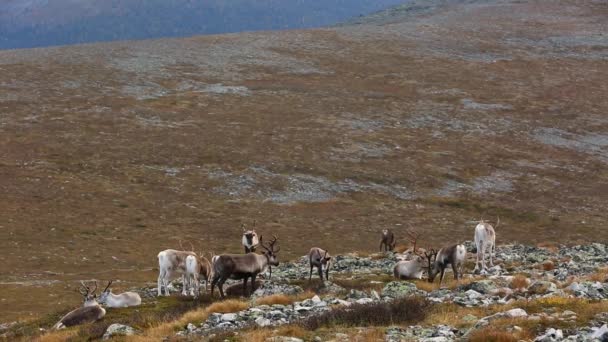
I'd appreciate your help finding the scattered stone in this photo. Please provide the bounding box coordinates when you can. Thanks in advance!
[528,281,557,295]
[535,328,563,341]
[382,281,420,298]
[102,324,138,339]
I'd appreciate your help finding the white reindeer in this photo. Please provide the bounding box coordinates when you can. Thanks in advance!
[157,249,198,296]
[98,281,142,307]
[474,217,498,273]
[393,255,426,280]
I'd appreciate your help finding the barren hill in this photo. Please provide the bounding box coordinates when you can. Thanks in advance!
[0,0,607,321]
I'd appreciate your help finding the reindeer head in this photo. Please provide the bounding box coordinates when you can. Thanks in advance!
[381,229,389,237]
[424,249,439,283]
[97,281,113,304]
[78,281,99,306]
[260,235,280,266]
[242,221,259,246]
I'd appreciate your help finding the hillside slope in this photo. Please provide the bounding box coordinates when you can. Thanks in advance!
[0,0,607,321]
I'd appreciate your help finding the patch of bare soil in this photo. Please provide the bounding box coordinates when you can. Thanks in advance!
[0,0,607,321]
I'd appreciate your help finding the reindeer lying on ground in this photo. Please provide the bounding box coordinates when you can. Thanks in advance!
[98,281,141,307]
[157,249,201,297]
[309,247,332,281]
[474,216,498,273]
[242,221,260,253]
[425,244,467,287]
[212,236,280,298]
[52,281,106,330]
[393,254,426,280]
[379,229,396,252]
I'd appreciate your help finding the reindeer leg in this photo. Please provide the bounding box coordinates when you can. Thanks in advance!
[309,265,313,282]
[242,276,249,297]
[318,265,323,281]
[251,274,257,294]
[474,242,480,272]
[218,276,227,299]
[380,241,384,252]
[489,243,495,267]
[439,267,446,288]
[157,272,164,296]
[481,243,487,271]
[211,274,220,297]
[325,267,329,281]
[452,263,459,281]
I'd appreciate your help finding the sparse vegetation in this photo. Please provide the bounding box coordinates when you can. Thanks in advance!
[300,296,429,330]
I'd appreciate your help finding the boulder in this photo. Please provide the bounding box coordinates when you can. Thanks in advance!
[252,282,303,298]
[465,280,496,294]
[382,281,419,298]
[103,324,138,340]
[534,328,563,342]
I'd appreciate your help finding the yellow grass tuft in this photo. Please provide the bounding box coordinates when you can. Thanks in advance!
[244,329,274,342]
[587,267,608,282]
[468,328,519,342]
[509,274,529,290]
[353,328,385,342]
[412,275,478,292]
[254,291,315,306]
[126,299,249,341]
[393,244,409,253]
[275,325,309,338]
[542,260,555,271]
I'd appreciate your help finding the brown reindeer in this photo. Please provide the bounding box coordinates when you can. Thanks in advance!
[308,247,332,281]
[52,281,106,330]
[425,244,467,287]
[379,229,396,252]
[211,235,280,298]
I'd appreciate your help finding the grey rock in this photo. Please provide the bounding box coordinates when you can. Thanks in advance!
[382,281,420,298]
[103,324,138,339]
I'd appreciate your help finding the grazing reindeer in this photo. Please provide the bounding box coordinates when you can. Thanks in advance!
[474,216,498,273]
[242,221,260,253]
[379,229,396,252]
[52,281,106,330]
[308,247,332,281]
[157,249,198,296]
[425,244,467,287]
[184,254,213,297]
[393,254,426,280]
[98,281,141,307]
[211,236,280,298]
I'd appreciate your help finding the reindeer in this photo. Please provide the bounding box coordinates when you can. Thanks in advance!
[308,247,332,281]
[52,281,106,330]
[157,249,199,296]
[379,229,396,252]
[242,221,260,253]
[211,236,280,298]
[98,281,141,307]
[393,254,426,280]
[425,244,467,287]
[474,216,498,273]
[184,254,213,297]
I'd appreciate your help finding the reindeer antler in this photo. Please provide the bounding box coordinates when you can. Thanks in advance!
[91,281,98,294]
[406,229,421,253]
[103,280,113,293]
[78,281,89,296]
[241,223,246,232]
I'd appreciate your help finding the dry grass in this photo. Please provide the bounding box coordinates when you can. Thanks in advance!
[276,325,309,339]
[394,244,409,254]
[412,275,478,292]
[468,328,519,342]
[34,329,79,342]
[126,299,248,341]
[537,242,560,253]
[301,296,429,330]
[353,328,385,342]
[541,260,555,271]
[254,291,315,306]
[509,274,529,290]
[243,329,274,342]
[587,267,608,282]
[424,303,491,328]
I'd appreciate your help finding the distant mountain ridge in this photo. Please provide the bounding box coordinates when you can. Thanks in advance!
[0,0,407,49]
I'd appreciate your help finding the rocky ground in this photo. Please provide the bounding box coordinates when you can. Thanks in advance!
[90,243,607,341]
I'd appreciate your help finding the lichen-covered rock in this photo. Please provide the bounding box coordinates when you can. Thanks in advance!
[382,281,420,298]
[252,281,303,298]
[464,279,497,294]
[103,324,138,340]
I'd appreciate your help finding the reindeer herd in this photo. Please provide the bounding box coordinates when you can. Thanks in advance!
[52,217,498,330]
